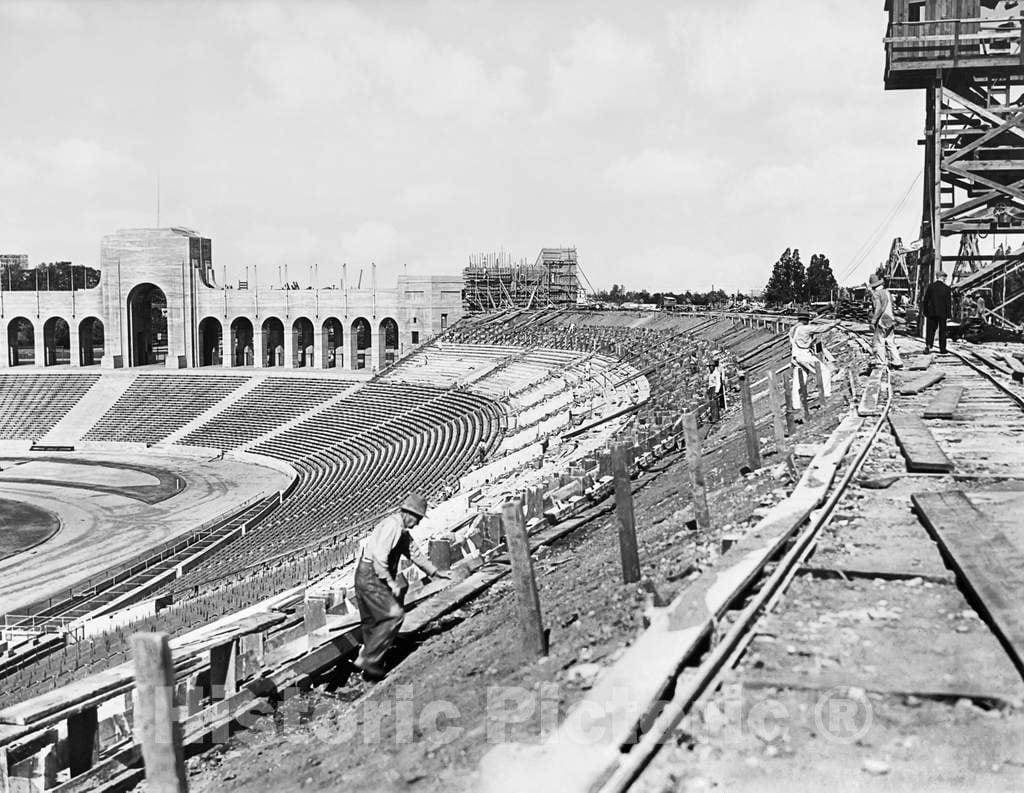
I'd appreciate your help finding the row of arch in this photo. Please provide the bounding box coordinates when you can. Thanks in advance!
[6,316,105,367]
[5,314,403,370]
[198,316,400,369]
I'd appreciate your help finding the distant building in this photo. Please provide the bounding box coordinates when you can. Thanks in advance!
[463,247,581,311]
[0,254,29,271]
[2,228,464,370]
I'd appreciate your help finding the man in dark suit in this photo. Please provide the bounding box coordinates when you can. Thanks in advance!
[922,270,953,354]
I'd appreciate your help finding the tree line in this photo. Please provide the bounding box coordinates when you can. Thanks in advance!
[593,284,732,306]
[1,262,101,291]
[763,248,837,305]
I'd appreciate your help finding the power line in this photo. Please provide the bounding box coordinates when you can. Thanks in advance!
[838,168,922,284]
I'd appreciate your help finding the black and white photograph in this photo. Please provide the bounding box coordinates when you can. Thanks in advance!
[2,1,1024,791]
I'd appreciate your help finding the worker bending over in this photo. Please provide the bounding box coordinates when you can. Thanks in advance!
[353,493,450,680]
[789,313,838,412]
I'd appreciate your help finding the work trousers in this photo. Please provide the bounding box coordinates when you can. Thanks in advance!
[791,348,831,410]
[872,324,903,368]
[354,559,405,671]
[924,316,948,353]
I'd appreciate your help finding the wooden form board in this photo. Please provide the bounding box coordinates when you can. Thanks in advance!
[858,369,884,417]
[923,385,964,419]
[889,414,954,473]
[912,491,1024,678]
[898,370,945,395]
[908,354,934,371]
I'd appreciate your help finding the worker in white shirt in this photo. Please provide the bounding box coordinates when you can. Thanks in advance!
[789,313,838,412]
[353,493,450,680]
[707,358,726,422]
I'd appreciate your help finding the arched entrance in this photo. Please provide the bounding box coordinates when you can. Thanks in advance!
[126,283,168,366]
[198,317,223,366]
[7,317,34,366]
[230,317,254,366]
[78,317,104,366]
[292,317,314,367]
[378,317,399,369]
[322,317,343,369]
[351,317,371,370]
[43,317,70,366]
[262,317,285,367]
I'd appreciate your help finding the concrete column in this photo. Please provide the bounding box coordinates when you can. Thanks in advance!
[314,330,323,369]
[69,324,81,367]
[0,321,8,368]
[33,321,45,367]
[253,327,264,369]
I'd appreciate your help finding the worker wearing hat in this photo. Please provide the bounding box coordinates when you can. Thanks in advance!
[788,313,838,413]
[353,493,450,680]
[921,270,952,354]
[868,273,903,370]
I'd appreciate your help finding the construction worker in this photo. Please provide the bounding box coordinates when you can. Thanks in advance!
[707,359,725,422]
[789,313,837,412]
[353,494,450,680]
[868,273,903,370]
[921,270,952,354]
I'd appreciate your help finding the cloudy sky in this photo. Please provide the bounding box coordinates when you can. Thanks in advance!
[1,0,923,292]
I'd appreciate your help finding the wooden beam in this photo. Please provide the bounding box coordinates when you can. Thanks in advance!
[889,414,954,473]
[131,633,187,793]
[912,491,1024,678]
[611,447,641,584]
[923,385,964,419]
[898,370,945,395]
[500,501,547,658]
[908,353,934,371]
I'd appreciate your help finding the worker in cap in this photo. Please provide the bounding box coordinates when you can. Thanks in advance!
[353,493,450,680]
[921,270,952,354]
[868,273,903,370]
[788,313,839,414]
[706,357,726,422]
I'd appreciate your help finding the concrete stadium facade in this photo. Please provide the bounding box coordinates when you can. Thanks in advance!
[0,228,465,371]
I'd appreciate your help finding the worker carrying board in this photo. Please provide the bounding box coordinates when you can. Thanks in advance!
[789,313,838,412]
[353,493,451,680]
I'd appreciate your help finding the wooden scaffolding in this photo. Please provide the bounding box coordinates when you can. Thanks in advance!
[463,248,581,312]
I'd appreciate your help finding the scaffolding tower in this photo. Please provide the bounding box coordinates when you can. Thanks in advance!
[462,248,581,311]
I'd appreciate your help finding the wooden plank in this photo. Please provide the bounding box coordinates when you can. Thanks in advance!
[898,370,945,395]
[131,633,187,793]
[858,369,883,416]
[908,353,934,371]
[923,385,964,419]
[889,414,954,473]
[1000,353,1024,382]
[912,491,1024,678]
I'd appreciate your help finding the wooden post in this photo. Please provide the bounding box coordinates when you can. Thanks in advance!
[847,368,857,401]
[611,446,641,584]
[766,369,787,450]
[782,370,796,434]
[739,371,761,469]
[0,746,8,793]
[132,633,188,793]
[67,706,99,775]
[682,412,711,530]
[501,500,547,657]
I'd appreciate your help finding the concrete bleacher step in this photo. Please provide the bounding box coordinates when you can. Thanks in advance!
[36,373,137,447]
[160,376,266,445]
[238,380,365,453]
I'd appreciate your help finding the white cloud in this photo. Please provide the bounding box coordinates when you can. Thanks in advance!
[547,20,661,119]
[39,139,141,184]
[603,148,727,197]
[235,3,528,121]
[399,181,459,210]
[339,221,405,267]
[0,1,81,29]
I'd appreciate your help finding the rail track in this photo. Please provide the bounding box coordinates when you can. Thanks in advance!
[597,329,1024,792]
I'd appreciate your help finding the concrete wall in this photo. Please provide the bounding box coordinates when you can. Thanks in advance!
[0,229,465,371]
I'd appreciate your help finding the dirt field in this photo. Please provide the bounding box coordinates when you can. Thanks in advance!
[0,498,60,562]
[182,396,848,793]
